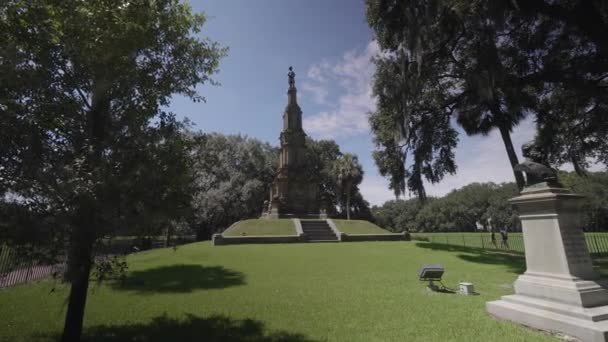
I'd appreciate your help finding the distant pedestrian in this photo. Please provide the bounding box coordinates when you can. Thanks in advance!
[490,231,497,248]
[500,229,509,249]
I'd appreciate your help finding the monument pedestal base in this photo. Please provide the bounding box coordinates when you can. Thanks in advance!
[486,185,608,341]
[268,206,279,219]
[488,294,608,342]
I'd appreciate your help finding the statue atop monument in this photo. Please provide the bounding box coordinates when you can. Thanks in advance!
[288,66,296,89]
[514,141,559,188]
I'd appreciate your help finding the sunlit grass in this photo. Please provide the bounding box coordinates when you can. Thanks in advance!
[333,219,391,235]
[223,218,296,236]
[0,241,561,342]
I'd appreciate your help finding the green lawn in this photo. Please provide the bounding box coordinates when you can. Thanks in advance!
[223,219,296,236]
[333,219,392,235]
[0,241,568,341]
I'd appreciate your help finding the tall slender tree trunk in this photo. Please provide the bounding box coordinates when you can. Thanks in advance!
[346,182,352,220]
[62,82,108,342]
[62,229,93,342]
[571,155,588,177]
[498,123,526,190]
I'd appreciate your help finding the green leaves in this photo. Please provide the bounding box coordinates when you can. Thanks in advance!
[369,50,458,199]
[366,0,608,196]
[189,133,277,239]
[372,182,520,232]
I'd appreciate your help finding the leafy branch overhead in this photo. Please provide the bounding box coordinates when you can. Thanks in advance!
[366,0,608,198]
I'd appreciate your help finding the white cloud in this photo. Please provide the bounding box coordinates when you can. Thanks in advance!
[303,41,379,139]
[359,174,396,207]
[306,64,327,83]
[301,81,329,105]
[424,117,537,197]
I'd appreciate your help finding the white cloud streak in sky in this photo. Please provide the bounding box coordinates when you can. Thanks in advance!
[302,41,379,139]
[300,82,329,105]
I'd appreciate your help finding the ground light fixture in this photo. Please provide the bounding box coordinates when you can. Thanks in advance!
[418,264,476,294]
[417,264,445,291]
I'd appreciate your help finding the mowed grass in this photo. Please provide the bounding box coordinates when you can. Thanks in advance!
[333,219,392,235]
[223,218,296,236]
[0,242,563,342]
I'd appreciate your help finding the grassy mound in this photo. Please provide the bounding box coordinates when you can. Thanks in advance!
[0,242,562,341]
[223,218,296,236]
[333,219,392,235]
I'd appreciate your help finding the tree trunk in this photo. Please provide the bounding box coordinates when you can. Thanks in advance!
[62,81,108,342]
[571,156,588,177]
[346,182,351,220]
[62,232,93,342]
[498,123,526,190]
[165,226,172,248]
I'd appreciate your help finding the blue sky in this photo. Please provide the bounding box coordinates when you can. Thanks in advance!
[171,0,543,206]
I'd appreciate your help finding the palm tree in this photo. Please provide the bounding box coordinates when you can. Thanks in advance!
[333,154,364,220]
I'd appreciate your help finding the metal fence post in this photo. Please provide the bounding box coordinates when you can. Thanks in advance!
[25,260,32,282]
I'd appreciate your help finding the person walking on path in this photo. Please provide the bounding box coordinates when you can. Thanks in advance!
[500,229,510,249]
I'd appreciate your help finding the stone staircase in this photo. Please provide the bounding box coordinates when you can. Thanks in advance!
[301,220,338,242]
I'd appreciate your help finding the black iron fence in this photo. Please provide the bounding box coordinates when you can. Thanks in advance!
[411,232,608,258]
[0,235,196,289]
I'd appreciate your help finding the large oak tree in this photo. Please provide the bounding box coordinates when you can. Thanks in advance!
[0,1,225,340]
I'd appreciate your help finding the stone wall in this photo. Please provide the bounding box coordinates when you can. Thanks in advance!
[213,234,304,246]
[340,232,410,242]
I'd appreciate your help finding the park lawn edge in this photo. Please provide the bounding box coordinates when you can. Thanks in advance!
[222,218,297,236]
[332,219,393,235]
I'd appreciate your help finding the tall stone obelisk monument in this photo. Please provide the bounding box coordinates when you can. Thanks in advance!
[268,67,320,218]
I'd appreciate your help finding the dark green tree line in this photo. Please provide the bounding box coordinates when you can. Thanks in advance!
[372,172,608,232]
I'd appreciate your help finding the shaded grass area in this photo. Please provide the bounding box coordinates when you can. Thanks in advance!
[223,219,296,236]
[0,242,562,342]
[333,219,391,235]
[115,264,245,294]
[414,242,527,275]
[68,314,317,342]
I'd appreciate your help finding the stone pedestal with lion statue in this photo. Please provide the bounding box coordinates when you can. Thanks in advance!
[487,142,608,342]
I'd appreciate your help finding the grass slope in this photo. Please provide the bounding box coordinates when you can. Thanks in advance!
[333,219,392,235]
[223,219,296,236]
[0,242,563,342]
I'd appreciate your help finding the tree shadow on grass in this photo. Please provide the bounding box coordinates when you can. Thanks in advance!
[46,314,318,342]
[414,242,526,274]
[113,264,245,293]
